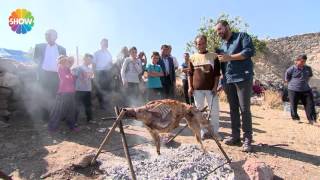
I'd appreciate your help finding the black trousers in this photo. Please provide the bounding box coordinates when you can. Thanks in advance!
[147,88,163,101]
[93,70,111,107]
[182,79,194,104]
[288,90,317,122]
[224,79,253,140]
[75,91,92,121]
[38,70,59,119]
[162,75,175,99]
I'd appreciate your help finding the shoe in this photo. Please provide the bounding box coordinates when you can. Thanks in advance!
[201,132,212,140]
[48,128,58,135]
[223,136,241,146]
[213,133,223,141]
[242,138,253,152]
[308,120,315,125]
[292,117,300,121]
[70,127,81,132]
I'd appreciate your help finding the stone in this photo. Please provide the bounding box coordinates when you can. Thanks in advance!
[242,159,274,180]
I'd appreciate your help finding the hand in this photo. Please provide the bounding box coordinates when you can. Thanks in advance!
[188,88,194,97]
[217,54,231,62]
[87,72,94,78]
[123,81,128,88]
[211,88,217,95]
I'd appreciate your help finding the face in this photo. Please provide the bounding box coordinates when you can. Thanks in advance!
[59,59,67,66]
[45,30,57,45]
[195,37,207,53]
[295,58,306,66]
[130,49,137,59]
[152,55,159,64]
[84,57,92,65]
[138,52,145,59]
[123,47,129,56]
[66,57,74,68]
[161,47,168,56]
[184,53,190,61]
[215,23,229,40]
[100,39,108,49]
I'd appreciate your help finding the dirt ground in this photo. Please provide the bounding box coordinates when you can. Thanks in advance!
[0,101,319,180]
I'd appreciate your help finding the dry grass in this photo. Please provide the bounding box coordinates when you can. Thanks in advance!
[262,90,283,109]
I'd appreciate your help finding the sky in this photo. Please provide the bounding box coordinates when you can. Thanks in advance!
[1,0,319,64]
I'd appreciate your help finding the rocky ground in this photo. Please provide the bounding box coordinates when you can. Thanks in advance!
[0,102,319,180]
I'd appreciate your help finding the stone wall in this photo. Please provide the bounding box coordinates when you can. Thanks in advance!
[254,32,320,87]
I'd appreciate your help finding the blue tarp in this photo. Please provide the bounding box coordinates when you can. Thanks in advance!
[0,48,32,63]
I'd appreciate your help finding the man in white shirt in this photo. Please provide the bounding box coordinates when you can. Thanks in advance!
[93,38,113,109]
[33,29,66,118]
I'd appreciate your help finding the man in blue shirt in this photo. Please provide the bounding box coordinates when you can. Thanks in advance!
[215,20,255,152]
[285,54,317,124]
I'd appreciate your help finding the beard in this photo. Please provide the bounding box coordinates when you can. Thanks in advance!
[219,32,228,40]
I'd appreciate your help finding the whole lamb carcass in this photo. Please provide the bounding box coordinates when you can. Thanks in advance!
[124,99,214,155]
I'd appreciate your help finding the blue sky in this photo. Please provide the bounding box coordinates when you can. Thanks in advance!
[1,0,319,64]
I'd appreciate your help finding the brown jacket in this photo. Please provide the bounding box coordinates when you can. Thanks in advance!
[188,52,221,90]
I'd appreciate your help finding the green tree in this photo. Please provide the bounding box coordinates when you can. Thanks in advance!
[186,14,266,55]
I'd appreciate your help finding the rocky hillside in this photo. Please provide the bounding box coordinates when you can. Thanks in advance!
[254,32,320,87]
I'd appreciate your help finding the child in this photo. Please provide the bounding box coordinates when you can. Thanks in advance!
[48,56,79,132]
[146,52,164,101]
[73,53,94,123]
[121,47,143,102]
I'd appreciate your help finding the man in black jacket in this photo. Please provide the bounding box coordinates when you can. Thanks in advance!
[157,44,176,98]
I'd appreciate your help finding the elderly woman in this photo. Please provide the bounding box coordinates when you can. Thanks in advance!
[285,54,317,124]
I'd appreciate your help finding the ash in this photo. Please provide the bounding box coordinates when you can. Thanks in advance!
[101,144,234,180]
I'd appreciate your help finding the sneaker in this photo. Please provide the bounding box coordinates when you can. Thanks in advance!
[223,136,241,146]
[242,138,253,152]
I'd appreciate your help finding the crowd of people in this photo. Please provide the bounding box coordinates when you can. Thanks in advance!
[33,20,317,153]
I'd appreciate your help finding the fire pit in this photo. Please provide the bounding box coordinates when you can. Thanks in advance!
[99,144,234,180]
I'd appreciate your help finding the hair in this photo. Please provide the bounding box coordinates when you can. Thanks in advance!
[216,20,229,27]
[194,34,207,44]
[57,55,68,64]
[129,46,137,53]
[138,51,145,56]
[45,29,57,36]
[161,44,169,50]
[84,53,93,59]
[296,54,307,61]
[151,51,160,58]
